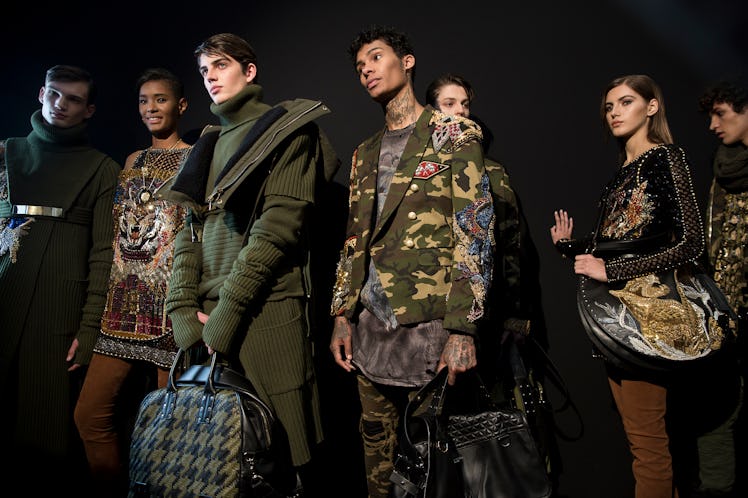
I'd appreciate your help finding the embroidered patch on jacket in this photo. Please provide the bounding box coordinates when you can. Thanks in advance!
[0,216,34,263]
[430,111,483,153]
[331,235,358,316]
[432,122,462,153]
[414,161,449,179]
[454,174,495,322]
[348,149,359,208]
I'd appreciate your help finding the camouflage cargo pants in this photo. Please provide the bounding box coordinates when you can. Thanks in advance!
[356,375,419,498]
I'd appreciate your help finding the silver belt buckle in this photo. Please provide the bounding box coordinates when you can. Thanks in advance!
[14,205,63,217]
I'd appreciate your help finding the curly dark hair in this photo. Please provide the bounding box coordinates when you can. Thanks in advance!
[698,79,747,114]
[347,24,416,81]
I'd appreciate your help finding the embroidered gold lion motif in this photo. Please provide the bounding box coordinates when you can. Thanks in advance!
[609,272,709,356]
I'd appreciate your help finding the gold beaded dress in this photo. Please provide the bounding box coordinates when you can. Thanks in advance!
[94,145,190,368]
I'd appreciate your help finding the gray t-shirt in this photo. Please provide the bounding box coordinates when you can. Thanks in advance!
[360,124,415,330]
[354,123,449,387]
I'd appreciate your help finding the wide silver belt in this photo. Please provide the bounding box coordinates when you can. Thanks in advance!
[14,205,63,217]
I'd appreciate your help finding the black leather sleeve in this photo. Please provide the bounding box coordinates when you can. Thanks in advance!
[554,236,591,258]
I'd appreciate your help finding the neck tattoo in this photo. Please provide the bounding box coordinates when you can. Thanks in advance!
[386,92,417,130]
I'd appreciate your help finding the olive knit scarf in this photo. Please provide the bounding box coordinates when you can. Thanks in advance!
[714,142,748,193]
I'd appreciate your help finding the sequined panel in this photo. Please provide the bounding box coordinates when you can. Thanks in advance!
[712,191,748,311]
[96,147,190,364]
[0,162,34,262]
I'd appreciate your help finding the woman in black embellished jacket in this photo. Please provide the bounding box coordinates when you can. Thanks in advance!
[550,74,705,498]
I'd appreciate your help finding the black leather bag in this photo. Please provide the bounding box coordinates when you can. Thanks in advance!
[390,369,552,498]
[128,350,302,498]
[577,264,737,373]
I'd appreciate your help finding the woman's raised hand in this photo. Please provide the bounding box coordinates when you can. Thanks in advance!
[550,209,574,244]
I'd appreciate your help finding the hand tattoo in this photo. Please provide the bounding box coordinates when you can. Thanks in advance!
[444,334,476,369]
[332,318,352,343]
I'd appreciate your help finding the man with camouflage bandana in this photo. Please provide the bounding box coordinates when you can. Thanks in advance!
[329,25,494,498]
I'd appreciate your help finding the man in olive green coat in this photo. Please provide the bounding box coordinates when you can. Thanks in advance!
[163,33,337,491]
[0,65,120,489]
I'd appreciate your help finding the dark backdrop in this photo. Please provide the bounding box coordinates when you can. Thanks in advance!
[2,1,746,497]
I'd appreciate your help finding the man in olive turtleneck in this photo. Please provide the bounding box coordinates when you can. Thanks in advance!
[0,65,120,490]
[163,33,338,495]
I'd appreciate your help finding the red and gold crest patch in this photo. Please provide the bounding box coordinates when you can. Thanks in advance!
[414,161,449,179]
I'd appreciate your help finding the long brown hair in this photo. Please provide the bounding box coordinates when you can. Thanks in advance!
[600,74,673,146]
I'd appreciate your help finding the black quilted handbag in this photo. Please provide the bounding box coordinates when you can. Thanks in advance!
[128,350,302,498]
[390,369,552,498]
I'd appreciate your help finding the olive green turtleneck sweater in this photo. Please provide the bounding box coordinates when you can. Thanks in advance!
[165,86,328,465]
[167,84,317,353]
[0,109,120,459]
[206,84,272,192]
[1,110,121,366]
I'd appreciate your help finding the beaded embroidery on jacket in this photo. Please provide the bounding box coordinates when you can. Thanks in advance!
[99,146,189,348]
[0,152,34,263]
[601,144,704,283]
[713,190,748,311]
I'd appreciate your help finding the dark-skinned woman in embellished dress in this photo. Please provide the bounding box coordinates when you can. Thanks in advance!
[74,68,193,497]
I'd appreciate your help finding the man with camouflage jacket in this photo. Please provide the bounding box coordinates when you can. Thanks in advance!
[329,25,494,498]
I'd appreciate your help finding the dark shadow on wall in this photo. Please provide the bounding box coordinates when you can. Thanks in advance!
[474,113,587,496]
[302,179,369,498]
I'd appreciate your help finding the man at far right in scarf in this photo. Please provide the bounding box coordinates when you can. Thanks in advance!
[671,77,748,498]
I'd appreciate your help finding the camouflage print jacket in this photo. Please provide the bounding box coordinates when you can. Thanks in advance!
[483,158,526,330]
[331,106,495,335]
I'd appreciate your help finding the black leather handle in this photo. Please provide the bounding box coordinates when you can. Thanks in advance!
[166,348,186,393]
[401,368,496,449]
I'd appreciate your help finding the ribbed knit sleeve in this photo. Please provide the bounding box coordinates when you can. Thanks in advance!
[165,218,205,349]
[202,129,316,353]
[263,125,317,203]
[74,157,120,365]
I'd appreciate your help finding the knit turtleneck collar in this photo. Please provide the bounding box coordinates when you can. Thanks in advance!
[5,110,105,209]
[714,142,748,193]
[27,109,91,149]
[210,84,270,129]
